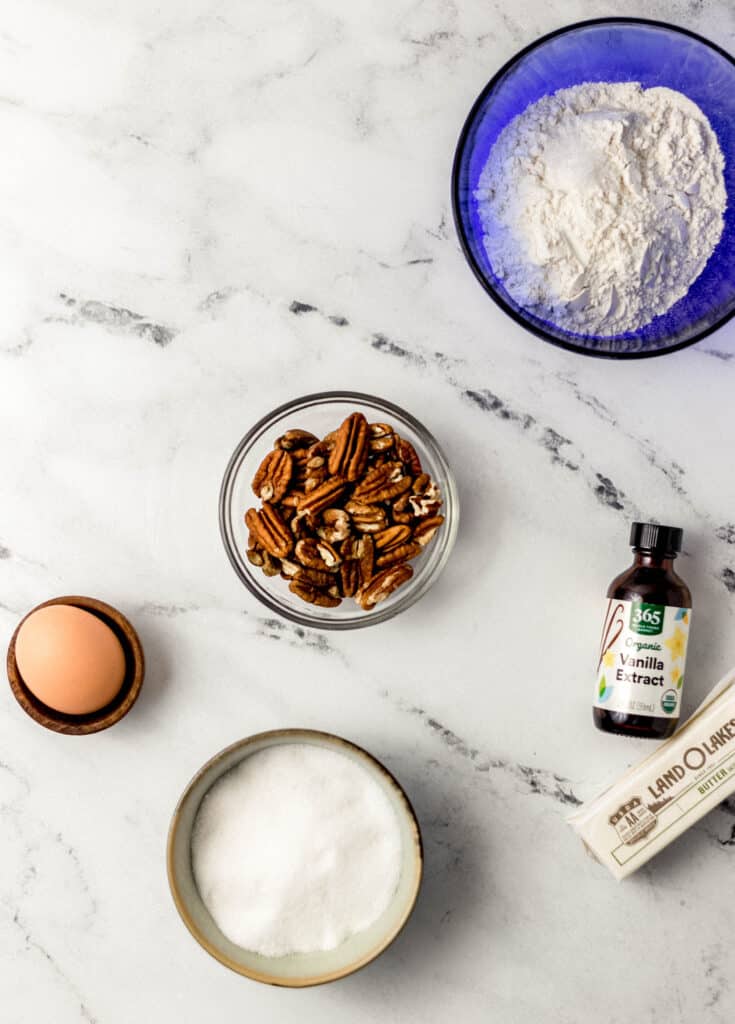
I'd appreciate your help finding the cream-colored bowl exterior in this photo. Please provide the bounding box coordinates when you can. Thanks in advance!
[167,729,423,986]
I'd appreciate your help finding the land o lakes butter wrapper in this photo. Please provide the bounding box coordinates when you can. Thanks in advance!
[569,668,735,880]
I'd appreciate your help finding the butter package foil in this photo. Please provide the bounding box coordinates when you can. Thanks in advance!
[569,669,735,879]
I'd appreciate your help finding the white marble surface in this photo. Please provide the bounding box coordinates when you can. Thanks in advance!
[2,1,735,1021]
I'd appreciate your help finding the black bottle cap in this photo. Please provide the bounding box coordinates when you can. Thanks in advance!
[630,522,683,554]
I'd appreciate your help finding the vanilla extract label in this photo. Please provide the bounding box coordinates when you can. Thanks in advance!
[594,599,691,719]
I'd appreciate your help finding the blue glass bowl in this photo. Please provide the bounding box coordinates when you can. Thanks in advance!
[452,18,735,358]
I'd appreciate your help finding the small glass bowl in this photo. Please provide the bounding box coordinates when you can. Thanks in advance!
[452,18,735,358]
[219,392,458,629]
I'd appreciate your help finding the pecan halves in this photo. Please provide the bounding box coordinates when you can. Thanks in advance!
[317,508,351,544]
[414,514,445,546]
[245,505,293,559]
[243,409,444,611]
[339,559,362,597]
[412,473,431,493]
[396,436,422,476]
[376,542,422,569]
[281,560,334,589]
[409,476,442,517]
[307,437,335,460]
[345,499,387,533]
[275,429,318,451]
[374,524,412,551]
[356,563,413,610]
[288,579,341,608]
[279,559,301,578]
[292,450,328,491]
[328,412,369,482]
[247,547,282,576]
[391,492,413,525]
[368,422,394,453]
[351,462,411,503]
[341,534,374,581]
[281,490,305,509]
[262,554,282,576]
[304,470,328,493]
[304,453,328,487]
[252,448,293,503]
[297,476,347,518]
[295,537,341,572]
[289,513,311,540]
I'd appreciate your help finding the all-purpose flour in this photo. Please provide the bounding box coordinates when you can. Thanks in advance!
[476,82,726,336]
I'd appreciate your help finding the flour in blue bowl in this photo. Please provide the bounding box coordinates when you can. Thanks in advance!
[476,82,726,336]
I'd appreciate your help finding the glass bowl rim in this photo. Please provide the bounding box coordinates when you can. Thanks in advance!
[450,15,735,360]
[219,390,459,630]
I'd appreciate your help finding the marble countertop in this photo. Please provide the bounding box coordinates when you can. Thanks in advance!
[2,1,735,1021]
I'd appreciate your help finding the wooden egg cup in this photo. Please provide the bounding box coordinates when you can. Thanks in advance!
[7,595,145,735]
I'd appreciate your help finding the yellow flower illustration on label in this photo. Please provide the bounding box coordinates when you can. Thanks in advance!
[665,627,686,661]
[602,650,615,668]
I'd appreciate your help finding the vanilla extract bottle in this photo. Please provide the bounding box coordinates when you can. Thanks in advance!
[593,523,692,740]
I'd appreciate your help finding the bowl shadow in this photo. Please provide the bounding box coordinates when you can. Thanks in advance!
[343,757,485,991]
[127,615,173,719]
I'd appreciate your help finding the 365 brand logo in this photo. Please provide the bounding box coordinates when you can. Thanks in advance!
[629,601,665,636]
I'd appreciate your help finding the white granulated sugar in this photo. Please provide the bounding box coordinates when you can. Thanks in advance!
[476,82,726,336]
[191,743,403,957]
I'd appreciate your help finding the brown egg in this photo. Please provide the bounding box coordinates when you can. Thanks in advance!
[15,604,127,715]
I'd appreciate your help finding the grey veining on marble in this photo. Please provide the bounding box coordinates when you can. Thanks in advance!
[2,1,735,1022]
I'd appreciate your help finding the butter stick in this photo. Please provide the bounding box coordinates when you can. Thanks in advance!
[569,668,735,879]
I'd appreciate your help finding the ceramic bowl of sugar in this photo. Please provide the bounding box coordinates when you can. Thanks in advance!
[167,730,423,986]
[453,18,735,357]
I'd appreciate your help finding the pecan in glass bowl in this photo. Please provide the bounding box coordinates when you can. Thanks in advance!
[219,392,459,629]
